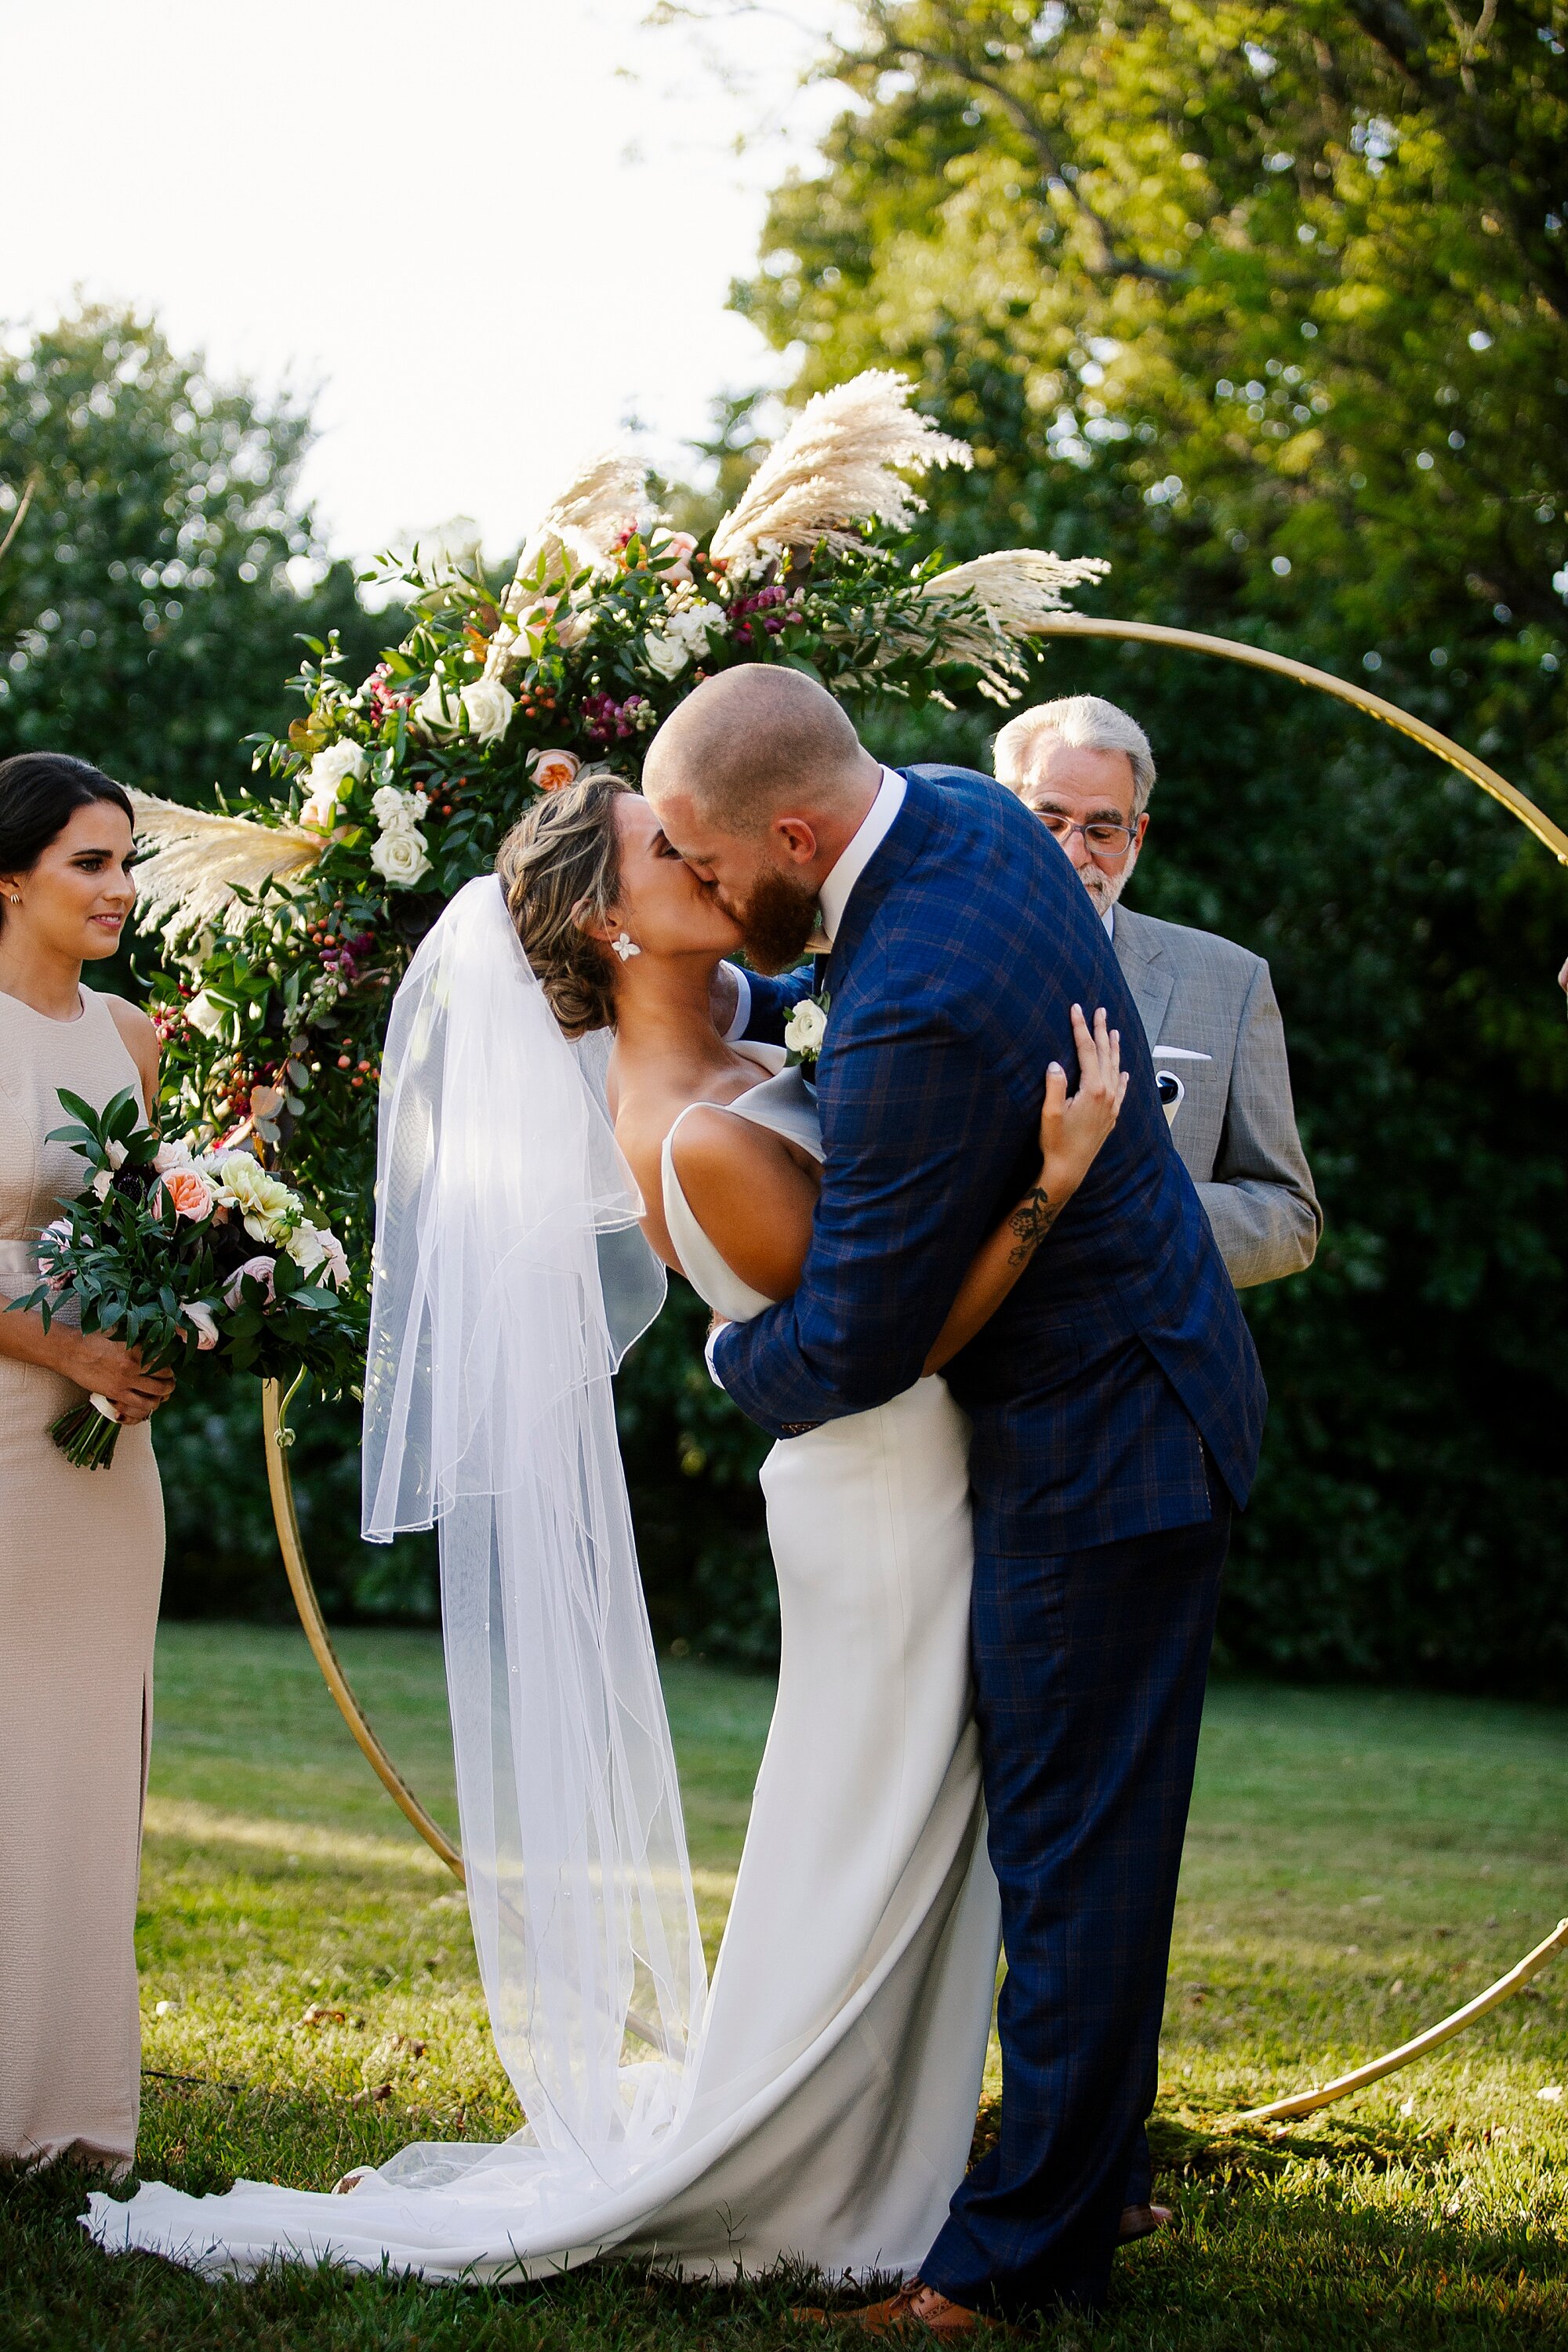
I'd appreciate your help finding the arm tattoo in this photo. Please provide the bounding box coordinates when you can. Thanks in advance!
[1007,1185,1061,1268]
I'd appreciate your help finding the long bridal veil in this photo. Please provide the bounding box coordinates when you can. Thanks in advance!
[360,873,702,2183]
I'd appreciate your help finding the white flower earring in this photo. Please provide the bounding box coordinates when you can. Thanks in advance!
[612,931,641,962]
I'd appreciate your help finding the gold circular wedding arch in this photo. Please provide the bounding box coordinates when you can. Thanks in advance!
[262,615,1568,2120]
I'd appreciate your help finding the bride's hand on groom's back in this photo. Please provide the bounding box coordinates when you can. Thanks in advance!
[1040,1006,1127,1203]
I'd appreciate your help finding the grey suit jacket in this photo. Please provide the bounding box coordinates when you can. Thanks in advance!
[1111,904,1321,1289]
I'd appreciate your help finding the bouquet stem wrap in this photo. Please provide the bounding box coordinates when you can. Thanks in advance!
[49,1392,123,1469]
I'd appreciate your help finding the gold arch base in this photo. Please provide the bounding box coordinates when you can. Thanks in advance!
[261,616,1568,2128]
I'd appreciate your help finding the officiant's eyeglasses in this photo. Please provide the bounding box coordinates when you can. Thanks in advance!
[1033,813,1138,862]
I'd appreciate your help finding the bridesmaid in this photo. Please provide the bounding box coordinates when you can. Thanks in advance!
[0,753,172,2174]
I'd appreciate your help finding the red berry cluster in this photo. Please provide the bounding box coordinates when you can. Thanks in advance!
[332,1040,383,1091]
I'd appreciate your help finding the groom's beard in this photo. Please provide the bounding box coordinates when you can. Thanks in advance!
[1079,839,1141,919]
[724,865,822,975]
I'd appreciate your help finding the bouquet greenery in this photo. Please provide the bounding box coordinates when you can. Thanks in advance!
[122,372,1105,1279]
[9,1086,358,1468]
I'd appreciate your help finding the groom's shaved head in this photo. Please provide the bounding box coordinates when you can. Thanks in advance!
[644,665,870,836]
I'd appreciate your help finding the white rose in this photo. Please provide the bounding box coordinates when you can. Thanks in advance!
[308,740,367,793]
[644,630,689,681]
[285,1221,349,1289]
[784,997,828,1058]
[413,670,462,739]
[371,826,433,888]
[298,739,367,829]
[184,989,227,1038]
[460,677,515,745]
[370,785,429,835]
[91,1168,113,1201]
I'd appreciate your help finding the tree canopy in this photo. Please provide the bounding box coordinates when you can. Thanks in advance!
[0,304,381,802]
[725,0,1568,1690]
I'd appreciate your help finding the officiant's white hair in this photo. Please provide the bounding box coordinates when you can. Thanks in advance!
[644,666,868,834]
[993,694,1157,817]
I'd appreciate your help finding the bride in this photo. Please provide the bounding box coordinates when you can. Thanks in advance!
[85,768,1123,2285]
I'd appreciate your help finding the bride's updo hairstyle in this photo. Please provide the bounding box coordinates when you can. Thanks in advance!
[496,767,635,1036]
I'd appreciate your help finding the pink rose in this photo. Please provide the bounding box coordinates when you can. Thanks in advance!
[655,529,698,583]
[156,1167,216,1223]
[180,1301,221,1351]
[223,1254,277,1308]
[528,748,581,793]
[36,1217,72,1288]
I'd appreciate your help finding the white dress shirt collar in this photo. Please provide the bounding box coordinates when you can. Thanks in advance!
[813,766,906,951]
[1103,902,1116,941]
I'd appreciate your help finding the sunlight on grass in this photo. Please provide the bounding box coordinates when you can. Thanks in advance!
[4,1622,1564,2349]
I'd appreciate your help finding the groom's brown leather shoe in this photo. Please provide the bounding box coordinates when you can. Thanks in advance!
[797,2281,1009,2336]
[1117,2201,1174,2244]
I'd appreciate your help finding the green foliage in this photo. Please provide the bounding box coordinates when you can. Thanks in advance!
[742,0,1568,657]
[5,1626,1565,2347]
[149,495,1046,1286]
[19,1088,356,1388]
[729,0,1568,1693]
[0,303,383,803]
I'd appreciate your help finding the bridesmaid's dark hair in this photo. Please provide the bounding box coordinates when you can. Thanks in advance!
[0,752,135,931]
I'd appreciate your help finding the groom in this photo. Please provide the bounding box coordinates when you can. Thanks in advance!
[644,668,1265,2325]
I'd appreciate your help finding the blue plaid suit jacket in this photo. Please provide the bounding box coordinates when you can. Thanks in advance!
[714,764,1267,1558]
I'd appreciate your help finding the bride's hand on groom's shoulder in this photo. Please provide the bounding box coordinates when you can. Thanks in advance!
[1040,1006,1127,1202]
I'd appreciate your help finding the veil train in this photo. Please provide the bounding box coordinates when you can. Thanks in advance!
[360,875,700,2180]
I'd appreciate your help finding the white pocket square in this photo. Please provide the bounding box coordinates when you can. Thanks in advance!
[1151,1049,1209,1129]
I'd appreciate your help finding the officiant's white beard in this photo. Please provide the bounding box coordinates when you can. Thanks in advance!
[1079,837,1142,920]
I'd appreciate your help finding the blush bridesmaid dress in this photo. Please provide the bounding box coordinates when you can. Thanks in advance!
[0,985,164,2172]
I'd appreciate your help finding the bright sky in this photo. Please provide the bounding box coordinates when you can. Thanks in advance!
[2,1,844,565]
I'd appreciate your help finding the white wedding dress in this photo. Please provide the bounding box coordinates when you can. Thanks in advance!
[85,1048,1000,2285]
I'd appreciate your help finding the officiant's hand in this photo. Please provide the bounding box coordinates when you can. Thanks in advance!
[1040,1005,1126,1201]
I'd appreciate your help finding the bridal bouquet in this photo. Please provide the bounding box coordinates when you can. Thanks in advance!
[9,1085,359,1468]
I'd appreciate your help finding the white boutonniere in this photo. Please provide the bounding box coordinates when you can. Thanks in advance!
[784,989,829,1068]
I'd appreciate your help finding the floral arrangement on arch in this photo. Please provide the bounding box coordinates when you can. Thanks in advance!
[128,371,1107,1285]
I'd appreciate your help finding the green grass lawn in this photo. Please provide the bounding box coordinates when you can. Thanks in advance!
[5,1622,1566,2348]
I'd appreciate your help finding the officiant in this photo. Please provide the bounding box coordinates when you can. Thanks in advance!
[993,695,1321,1291]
